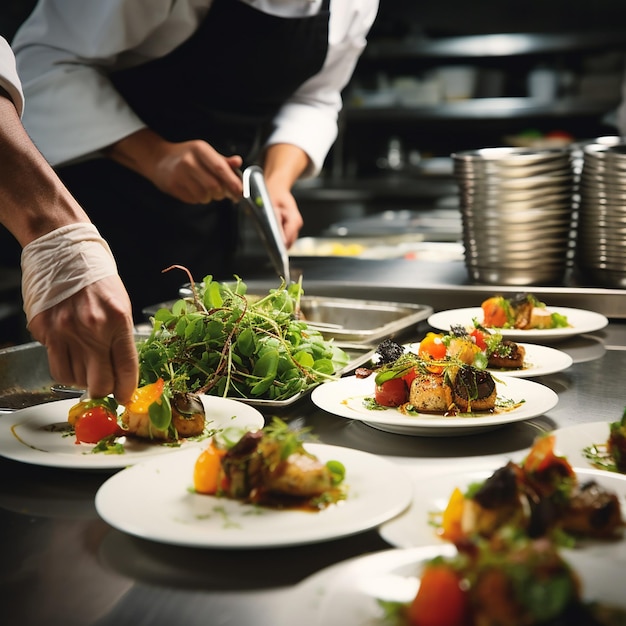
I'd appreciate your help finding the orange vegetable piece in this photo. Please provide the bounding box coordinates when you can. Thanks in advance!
[408,563,468,626]
[419,332,447,373]
[193,442,227,495]
[439,487,466,542]
[481,296,508,328]
[523,434,574,476]
[125,378,165,414]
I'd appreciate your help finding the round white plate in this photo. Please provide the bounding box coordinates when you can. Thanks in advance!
[428,306,608,342]
[311,375,558,436]
[404,341,573,378]
[95,443,413,549]
[277,544,626,626]
[552,421,621,473]
[0,396,264,470]
[379,466,626,562]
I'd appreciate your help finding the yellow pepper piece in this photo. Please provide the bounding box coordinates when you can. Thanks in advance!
[125,378,165,414]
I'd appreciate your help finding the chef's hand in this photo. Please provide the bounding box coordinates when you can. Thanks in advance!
[263,181,303,249]
[262,144,309,249]
[28,275,139,405]
[105,129,243,205]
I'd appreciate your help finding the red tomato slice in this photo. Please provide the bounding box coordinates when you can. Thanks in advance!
[74,406,122,444]
[375,378,408,407]
[402,367,418,388]
[470,328,488,351]
[408,563,468,626]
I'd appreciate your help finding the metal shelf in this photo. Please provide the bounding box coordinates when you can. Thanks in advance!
[364,31,626,61]
[345,96,620,122]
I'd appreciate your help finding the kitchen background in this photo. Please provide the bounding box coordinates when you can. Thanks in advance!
[287,0,626,250]
[1,1,626,339]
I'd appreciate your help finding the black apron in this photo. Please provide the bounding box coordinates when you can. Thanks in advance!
[57,0,330,318]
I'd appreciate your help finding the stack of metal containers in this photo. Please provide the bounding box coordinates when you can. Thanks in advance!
[452,146,575,286]
[576,141,626,288]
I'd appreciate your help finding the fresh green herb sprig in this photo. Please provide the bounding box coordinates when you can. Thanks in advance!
[137,274,349,401]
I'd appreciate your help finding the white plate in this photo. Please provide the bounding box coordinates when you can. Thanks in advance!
[277,544,626,626]
[0,396,264,470]
[95,443,413,549]
[404,341,573,378]
[379,467,626,562]
[428,306,608,342]
[310,375,558,436]
[553,421,621,472]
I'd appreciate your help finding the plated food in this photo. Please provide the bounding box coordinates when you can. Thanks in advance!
[379,436,626,558]
[94,441,413,548]
[192,417,347,510]
[554,409,626,475]
[481,293,570,331]
[428,303,608,342]
[0,396,264,470]
[401,336,572,379]
[278,543,626,626]
[361,337,510,414]
[435,434,624,545]
[311,374,558,436]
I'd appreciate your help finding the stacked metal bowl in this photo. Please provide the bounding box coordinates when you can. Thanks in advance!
[452,147,575,285]
[576,142,626,288]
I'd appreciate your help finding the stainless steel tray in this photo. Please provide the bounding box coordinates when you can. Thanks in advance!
[143,295,433,345]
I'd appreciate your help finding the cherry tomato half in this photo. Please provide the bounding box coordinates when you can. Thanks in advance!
[470,328,488,351]
[375,378,408,407]
[74,406,122,444]
[408,563,468,626]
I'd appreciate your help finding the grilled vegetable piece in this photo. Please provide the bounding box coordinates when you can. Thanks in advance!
[450,365,497,412]
[170,392,205,438]
[487,339,526,370]
[562,480,625,539]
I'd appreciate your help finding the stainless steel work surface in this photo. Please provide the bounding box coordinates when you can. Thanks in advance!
[1,321,625,625]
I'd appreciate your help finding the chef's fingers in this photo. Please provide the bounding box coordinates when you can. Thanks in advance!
[109,333,139,405]
[40,335,77,388]
[194,149,243,200]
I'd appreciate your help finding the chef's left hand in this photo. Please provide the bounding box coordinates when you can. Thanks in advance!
[264,181,303,249]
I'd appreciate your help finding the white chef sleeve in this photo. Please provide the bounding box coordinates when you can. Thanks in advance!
[0,36,24,116]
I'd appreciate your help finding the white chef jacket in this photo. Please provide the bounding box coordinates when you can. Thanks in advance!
[0,37,24,116]
[12,0,379,176]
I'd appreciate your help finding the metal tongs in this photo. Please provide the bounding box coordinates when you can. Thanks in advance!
[239,165,291,284]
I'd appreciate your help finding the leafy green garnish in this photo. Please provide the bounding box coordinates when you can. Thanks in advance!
[137,274,349,401]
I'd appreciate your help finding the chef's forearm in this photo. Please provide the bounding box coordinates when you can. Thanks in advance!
[104,127,164,181]
[262,143,310,190]
[0,92,89,246]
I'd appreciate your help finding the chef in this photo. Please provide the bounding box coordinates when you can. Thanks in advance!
[12,0,379,315]
[0,36,138,402]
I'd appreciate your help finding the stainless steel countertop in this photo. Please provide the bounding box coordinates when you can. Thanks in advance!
[1,319,626,625]
[233,256,626,319]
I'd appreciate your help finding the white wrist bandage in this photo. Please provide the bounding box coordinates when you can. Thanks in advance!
[21,223,119,324]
